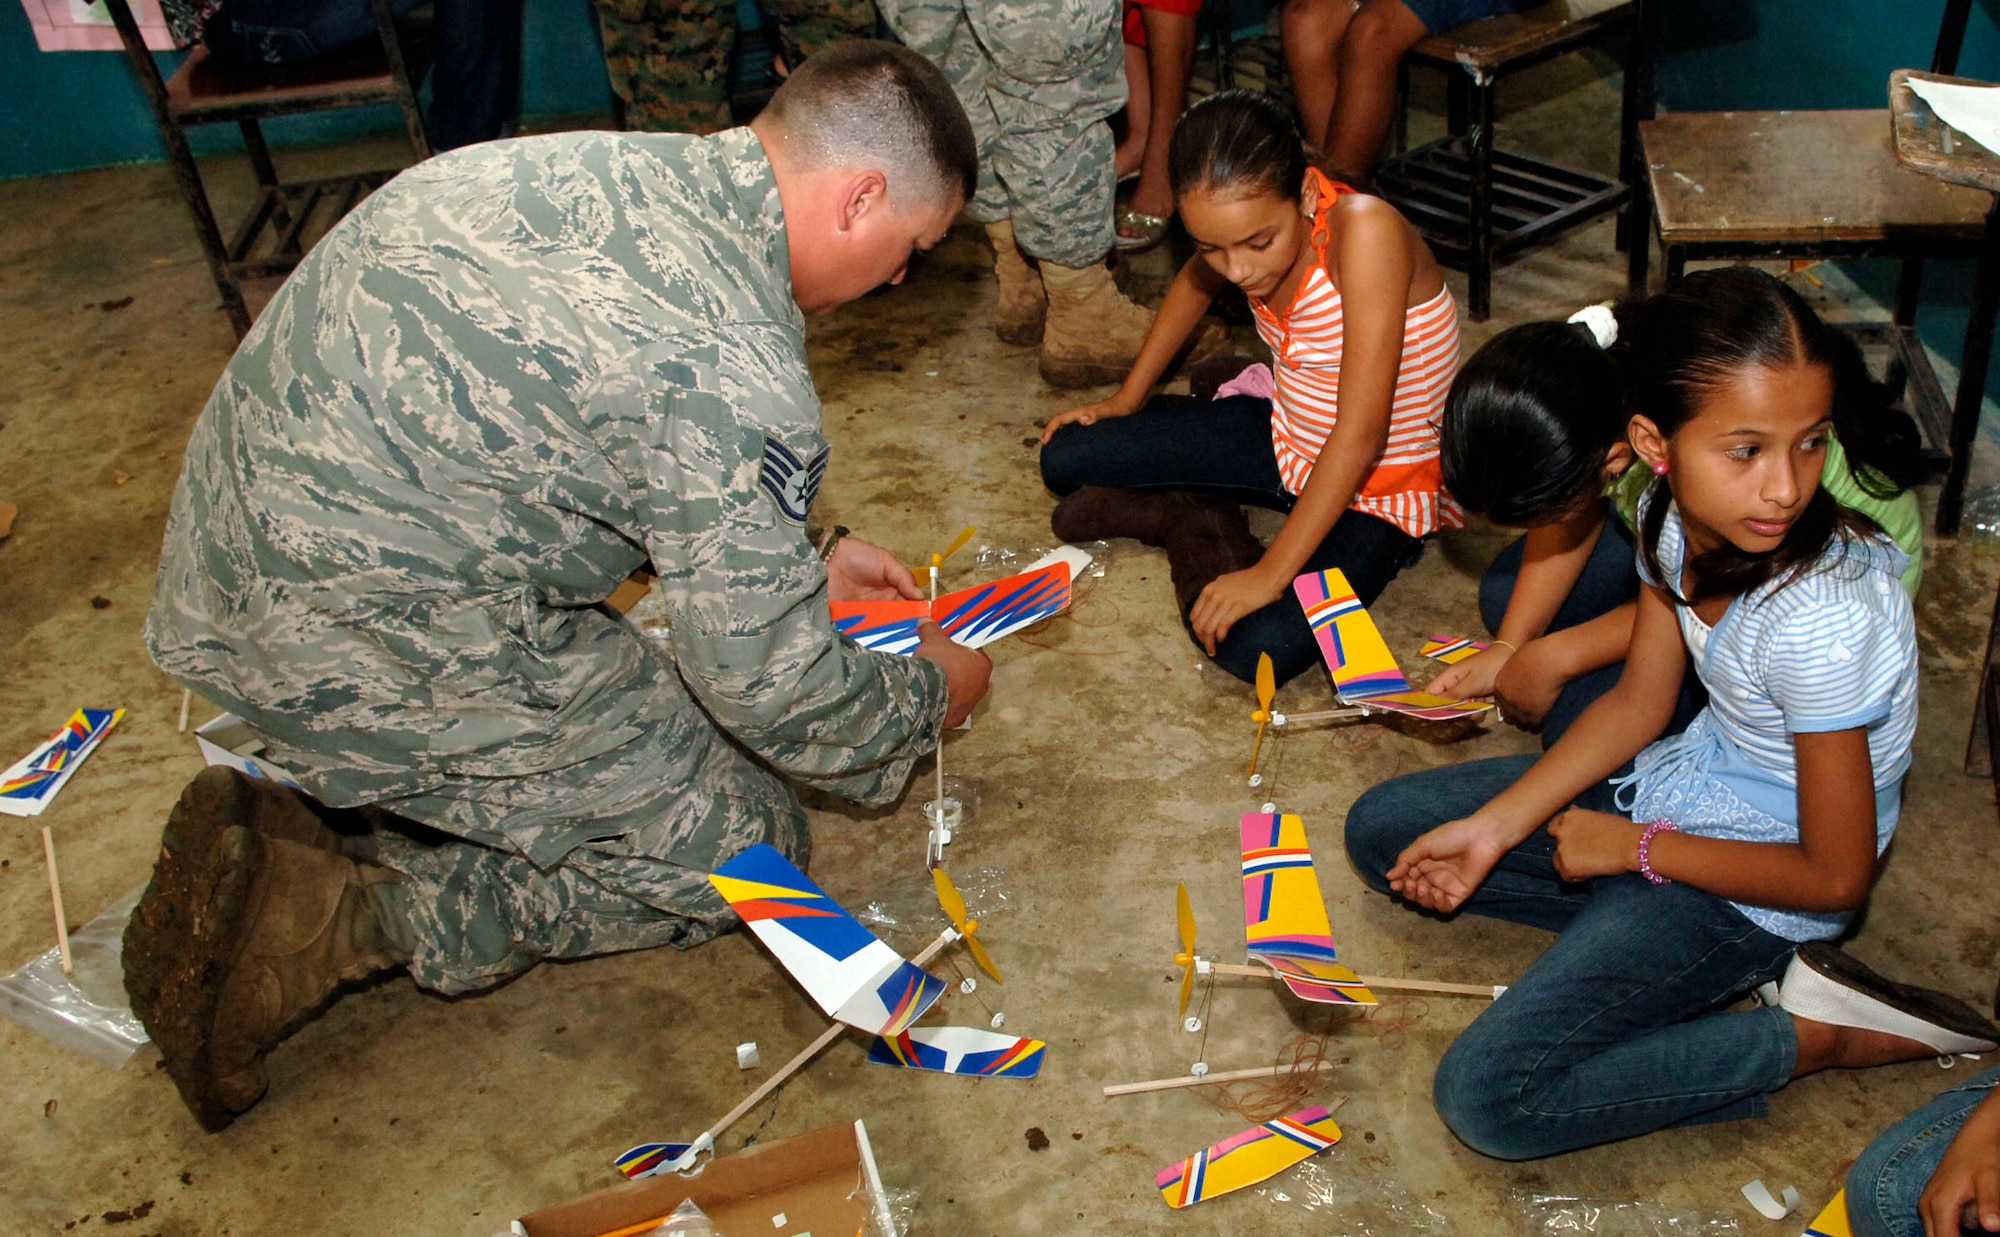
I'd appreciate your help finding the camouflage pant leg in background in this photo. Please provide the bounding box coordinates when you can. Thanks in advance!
[593,0,736,133]
[762,0,879,76]
[368,707,810,996]
[878,0,1124,267]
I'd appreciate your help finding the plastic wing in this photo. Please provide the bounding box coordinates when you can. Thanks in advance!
[866,1027,1046,1078]
[829,600,931,655]
[1419,636,1489,664]
[710,845,945,1035]
[933,562,1072,649]
[614,1142,696,1180]
[0,707,125,818]
[1804,1191,1852,1237]
[1241,813,1376,1005]
[1291,569,1408,700]
[1156,1106,1343,1208]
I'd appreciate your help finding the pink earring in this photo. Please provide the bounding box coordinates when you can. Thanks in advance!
[1651,461,1669,476]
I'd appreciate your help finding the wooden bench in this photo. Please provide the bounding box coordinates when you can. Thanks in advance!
[1375,0,1659,320]
[103,0,430,337]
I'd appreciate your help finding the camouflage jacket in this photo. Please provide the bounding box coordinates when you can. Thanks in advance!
[147,128,947,834]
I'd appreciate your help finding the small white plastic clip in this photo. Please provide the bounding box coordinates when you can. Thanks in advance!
[990,1012,1006,1030]
[1183,1016,1203,1034]
[1189,1061,1209,1077]
[736,1042,761,1070]
[959,977,978,995]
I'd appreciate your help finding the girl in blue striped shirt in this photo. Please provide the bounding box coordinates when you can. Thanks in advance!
[1344,268,1999,1160]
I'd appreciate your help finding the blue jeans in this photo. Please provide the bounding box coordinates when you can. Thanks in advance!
[1848,1066,2000,1237]
[204,0,524,150]
[1040,394,1425,686]
[1479,513,1705,748]
[1344,755,1800,1160]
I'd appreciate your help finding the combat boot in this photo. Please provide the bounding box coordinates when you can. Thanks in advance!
[984,219,1046,346]
[1037,260,1157,388]
[124,823,409,1131]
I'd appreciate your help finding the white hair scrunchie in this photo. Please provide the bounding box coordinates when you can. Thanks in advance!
[1566,304,1618,349]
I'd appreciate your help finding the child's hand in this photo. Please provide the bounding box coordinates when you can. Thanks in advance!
[1040,395,1139,445]
[1548,808,1641,881]
[1426,644,1513,700]
[1190,568,1283,655]
[1921,1091,2000,1237]
[1387,816,1508,913]
[1492,637,1571,731]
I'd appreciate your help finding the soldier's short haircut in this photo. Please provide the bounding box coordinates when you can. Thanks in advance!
[761,40,977,210]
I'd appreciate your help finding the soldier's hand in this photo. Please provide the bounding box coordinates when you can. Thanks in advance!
[914,620,991,729]
[827,537,923,601]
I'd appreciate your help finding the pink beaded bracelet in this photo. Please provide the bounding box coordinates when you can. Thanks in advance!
[1637,821,1678,885]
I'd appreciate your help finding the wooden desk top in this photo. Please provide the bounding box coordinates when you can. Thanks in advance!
[1409,0,1632,75]
[1890,68,2000,195]
[1640,108,1990,245]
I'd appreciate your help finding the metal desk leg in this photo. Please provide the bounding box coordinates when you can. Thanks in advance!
[1938,197,2000,536]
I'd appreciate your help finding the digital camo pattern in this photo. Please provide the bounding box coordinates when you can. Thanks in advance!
[146,128,947,994]
[877,0,1123,266]
[592,0,879,134]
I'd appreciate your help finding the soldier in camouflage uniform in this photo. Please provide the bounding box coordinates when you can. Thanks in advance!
[594,0,878,134]
[877,0,1180,387]
[123,41,987,1132]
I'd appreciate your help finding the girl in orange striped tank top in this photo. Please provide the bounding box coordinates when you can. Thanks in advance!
[1039,90,1461,687]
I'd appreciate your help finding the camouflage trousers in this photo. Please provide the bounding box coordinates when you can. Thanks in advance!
[877,0,1123,267]
[593,0,879,133]
[361,692,811,996]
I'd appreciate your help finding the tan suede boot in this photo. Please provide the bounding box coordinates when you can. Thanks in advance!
[1037,260,1157,388]
[124,821,408,1131]
[984,219,1046,346]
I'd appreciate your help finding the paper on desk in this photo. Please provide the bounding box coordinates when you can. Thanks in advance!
[1905,76,2000,156]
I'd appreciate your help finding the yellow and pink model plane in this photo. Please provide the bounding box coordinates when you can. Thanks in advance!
[615,845,1043,1179]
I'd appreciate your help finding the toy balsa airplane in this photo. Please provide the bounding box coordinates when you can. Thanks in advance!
[830,545,1092,654]
[617,846,1042,1179]
[1156,1105,1343,1208]
[1173,813,1376,1023]
[1291,569,1495,722]
[1173,813,1501,1028]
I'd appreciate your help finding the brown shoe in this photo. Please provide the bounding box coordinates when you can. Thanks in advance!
[984,219,1046,346]
[1052,486,1200,546]
[124,819,407,1131]
[1160,496,1267,615]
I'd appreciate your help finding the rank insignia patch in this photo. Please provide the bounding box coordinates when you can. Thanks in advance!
[759,437,828,525]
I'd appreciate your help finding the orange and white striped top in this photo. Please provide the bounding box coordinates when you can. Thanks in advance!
[1248,170,1462,539]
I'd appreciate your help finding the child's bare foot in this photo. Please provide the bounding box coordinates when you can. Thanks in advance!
[1779,942,1999,1079]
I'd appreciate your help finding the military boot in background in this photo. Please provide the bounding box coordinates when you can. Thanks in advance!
[1037,259,1157,388]
[984,219,1046,346]
[125,803,410,1131]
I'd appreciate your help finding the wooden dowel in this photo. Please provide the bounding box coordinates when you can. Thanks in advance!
[1103,1059,1339,1097]
[176,688,191,733]
[1276,707,1368,725]
[42,827,71,975]
[1205,961,1499,998]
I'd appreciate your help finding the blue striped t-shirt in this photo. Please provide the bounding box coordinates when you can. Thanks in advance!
[1616,502,1918,941]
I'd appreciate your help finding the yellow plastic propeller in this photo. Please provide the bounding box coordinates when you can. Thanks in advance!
[1247,651,1276,780]
[928,526,978,586]
[934,866,1001,983]
[1173,882,1198,1019]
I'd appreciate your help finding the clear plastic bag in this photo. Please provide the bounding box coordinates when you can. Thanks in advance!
[0,883,150,1069]
[854,865,1013,934]
[971,540,1110,580]
[1254,1157,1458,1234]
[655,1197,721,1236]
[1515,1191,1742,1235]
[850,1183,919,1237]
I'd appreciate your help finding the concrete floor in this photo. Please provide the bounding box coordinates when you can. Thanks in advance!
[4,57,2000,1237]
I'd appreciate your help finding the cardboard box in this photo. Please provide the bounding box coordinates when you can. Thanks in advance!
[194,714,304,789]
[515,1121,892,1237]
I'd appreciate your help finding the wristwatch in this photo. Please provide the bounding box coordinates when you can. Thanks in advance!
[815,524,851,562]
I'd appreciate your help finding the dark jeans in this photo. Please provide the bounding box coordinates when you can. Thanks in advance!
[1040,394,1424,686]
[204,0,524,150]
[1344,755,1800,1160]
[1480,514,1705,747]
[1847,1066,2000,1237]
